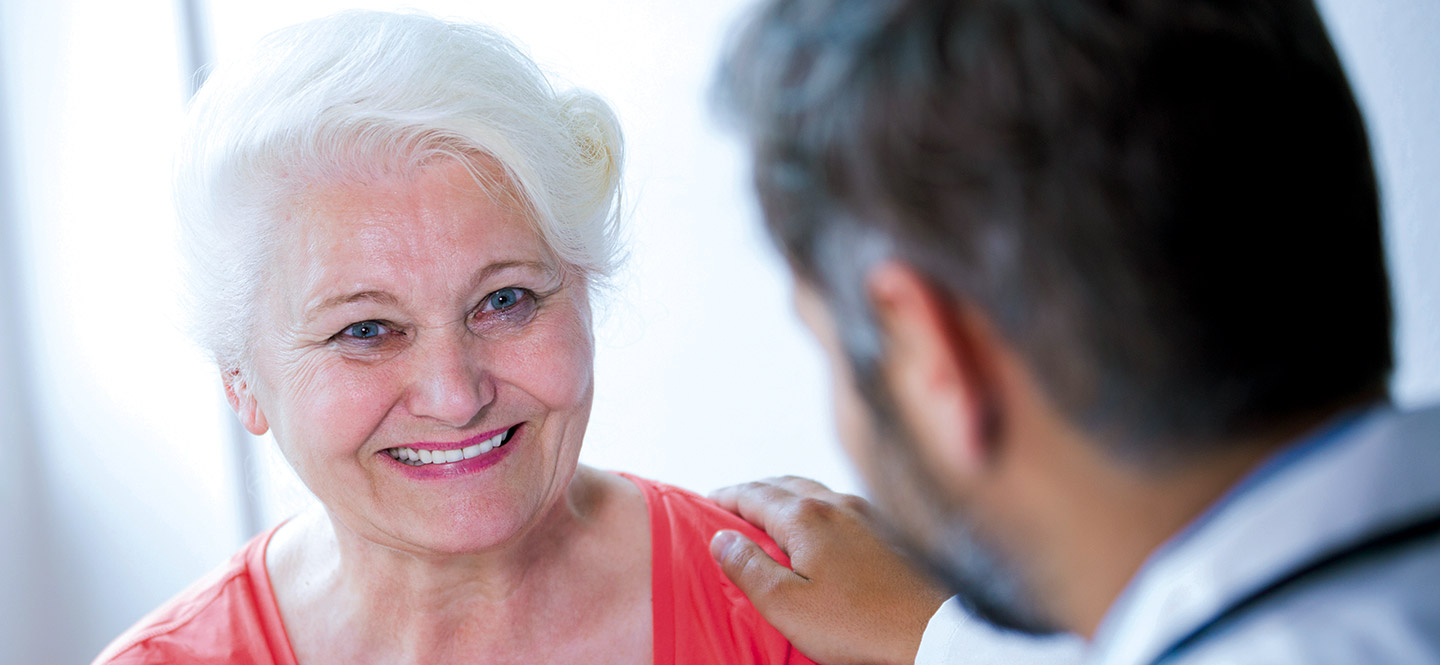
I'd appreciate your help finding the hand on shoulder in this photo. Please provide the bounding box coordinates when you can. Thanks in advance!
[709,476,950,665]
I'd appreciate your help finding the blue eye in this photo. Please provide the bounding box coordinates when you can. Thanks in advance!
[342,321,389,339]
[487,287,523,311]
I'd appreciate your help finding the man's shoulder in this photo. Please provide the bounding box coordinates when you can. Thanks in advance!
[1173,509,1440,665]
[93,530,285,665]
[1096,406,1440,665]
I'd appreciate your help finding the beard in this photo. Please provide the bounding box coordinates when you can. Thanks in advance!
[862,421,1062,636]
[841,323,1063,636]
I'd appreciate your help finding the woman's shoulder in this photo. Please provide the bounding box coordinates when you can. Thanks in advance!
[617,473,818,665]
[92,526,294,665]
[622,473,795,567]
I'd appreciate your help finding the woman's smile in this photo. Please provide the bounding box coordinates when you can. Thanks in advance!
[380,424,522,476]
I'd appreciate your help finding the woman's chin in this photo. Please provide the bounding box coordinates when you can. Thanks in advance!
[363,495,561,558]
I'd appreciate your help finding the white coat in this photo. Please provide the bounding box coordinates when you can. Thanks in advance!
[916,404,1440,665]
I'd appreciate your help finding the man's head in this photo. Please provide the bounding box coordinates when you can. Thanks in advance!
[717,0,1391,634]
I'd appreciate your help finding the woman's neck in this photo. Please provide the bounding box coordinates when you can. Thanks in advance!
[269,466,652,664]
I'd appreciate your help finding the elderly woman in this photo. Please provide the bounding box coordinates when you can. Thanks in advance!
[94,11,817,665]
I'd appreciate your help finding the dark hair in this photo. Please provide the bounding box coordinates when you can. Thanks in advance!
[716,0,1392,459]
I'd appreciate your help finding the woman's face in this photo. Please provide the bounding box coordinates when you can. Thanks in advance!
[239,158,595,555]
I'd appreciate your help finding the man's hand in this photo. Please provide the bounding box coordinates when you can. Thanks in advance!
[709,476,950,665]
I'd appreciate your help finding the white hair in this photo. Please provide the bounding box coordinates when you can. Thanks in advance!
[176,10,624,369]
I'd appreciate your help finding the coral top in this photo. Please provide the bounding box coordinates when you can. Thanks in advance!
[94,474,817,665]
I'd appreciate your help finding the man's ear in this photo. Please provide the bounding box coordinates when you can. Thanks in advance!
[866,262,1002,481]
[222,368,270,436]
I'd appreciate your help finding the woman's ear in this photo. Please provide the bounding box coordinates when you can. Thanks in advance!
[222,368,270,436]
[865,262,1003,484]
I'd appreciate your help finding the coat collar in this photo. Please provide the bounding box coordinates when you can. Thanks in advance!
[1089,404,1440,665]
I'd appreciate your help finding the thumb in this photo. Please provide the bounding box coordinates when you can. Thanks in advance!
[710,530,801,614]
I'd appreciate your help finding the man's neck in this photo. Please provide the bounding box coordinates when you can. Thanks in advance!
[1003,410,1355,638]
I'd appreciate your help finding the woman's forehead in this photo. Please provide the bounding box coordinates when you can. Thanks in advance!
[269,161,559,315]
[290,154,526,220]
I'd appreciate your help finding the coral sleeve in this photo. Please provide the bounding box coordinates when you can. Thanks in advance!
[92,526,297,665]
[622,473,820,665]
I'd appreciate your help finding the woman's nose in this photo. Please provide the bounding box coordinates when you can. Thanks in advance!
[403,331,494,428]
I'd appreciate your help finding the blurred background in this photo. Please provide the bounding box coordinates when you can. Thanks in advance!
[0,0,1435,663]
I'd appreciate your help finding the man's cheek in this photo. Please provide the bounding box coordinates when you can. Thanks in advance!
[832,375,882,482]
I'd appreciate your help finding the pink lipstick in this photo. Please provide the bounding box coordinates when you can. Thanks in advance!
[379,424,520,478]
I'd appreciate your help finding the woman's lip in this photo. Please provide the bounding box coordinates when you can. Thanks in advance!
[380,425,520,477]
[389,425,516,452]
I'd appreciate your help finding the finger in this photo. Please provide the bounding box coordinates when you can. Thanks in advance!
[767,475,835,497]
[710,530,808,615]
[708,484,742,512]
[709,482,808,547]
[768,476,877,520]
[710,481,793,523]
[710,475,816,503]
[729,475,839,501]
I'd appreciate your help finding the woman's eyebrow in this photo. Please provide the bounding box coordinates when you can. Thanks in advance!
[467,260,554,290]
[302,261,554,321]
[303,291,400,321]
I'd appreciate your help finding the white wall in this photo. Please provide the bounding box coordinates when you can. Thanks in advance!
[0,3,244,664]
[0,16,43,656]
[1315,0,1440,407]
[0,2,1435,664]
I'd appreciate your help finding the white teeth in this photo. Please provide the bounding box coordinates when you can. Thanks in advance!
[388,428,513,467]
